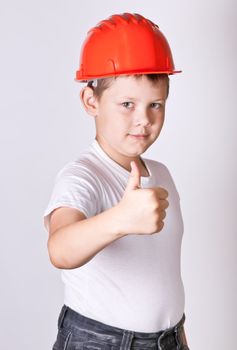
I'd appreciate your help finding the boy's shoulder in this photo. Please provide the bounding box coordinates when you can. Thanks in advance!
[143,157,172,175]
[144,157,180,198]
[55,157,98,182]
[54,145,100,183]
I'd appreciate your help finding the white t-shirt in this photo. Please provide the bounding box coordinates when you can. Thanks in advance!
[43,138,185,332]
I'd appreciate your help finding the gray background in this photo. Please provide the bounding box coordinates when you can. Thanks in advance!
[1,0,236,349]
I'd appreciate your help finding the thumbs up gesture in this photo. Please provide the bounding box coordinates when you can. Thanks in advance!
[116,160,169,236]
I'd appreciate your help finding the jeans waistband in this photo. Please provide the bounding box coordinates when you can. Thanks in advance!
[58,305,189,349]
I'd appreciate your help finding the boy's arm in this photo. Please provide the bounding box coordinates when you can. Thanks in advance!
[47,205,125,269]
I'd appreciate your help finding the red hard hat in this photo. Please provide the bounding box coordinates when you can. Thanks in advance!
[75,13,181,82]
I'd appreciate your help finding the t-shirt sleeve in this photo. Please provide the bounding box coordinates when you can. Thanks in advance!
[43,162,100,232]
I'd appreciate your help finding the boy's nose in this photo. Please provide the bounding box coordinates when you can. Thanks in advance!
[134,112,151,127]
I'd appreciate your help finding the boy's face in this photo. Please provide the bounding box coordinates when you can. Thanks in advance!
[83,75,168,170]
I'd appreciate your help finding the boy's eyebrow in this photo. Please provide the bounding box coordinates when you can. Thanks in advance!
[120,96,138,101]
[120,96,165,101]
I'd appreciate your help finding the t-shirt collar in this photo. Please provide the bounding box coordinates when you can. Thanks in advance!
[90,138,152,184]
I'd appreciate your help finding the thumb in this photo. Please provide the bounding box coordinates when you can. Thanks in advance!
[124,160,141,192]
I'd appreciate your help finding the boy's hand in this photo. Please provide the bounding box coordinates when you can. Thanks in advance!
[116,160,169,236]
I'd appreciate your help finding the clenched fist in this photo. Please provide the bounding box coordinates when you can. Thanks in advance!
[115,160,169,236]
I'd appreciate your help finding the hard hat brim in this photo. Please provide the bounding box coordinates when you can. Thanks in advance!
[74,69,182,83]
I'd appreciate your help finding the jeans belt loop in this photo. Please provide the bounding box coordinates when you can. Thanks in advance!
[158,314,186,350]
[58,305,69,330]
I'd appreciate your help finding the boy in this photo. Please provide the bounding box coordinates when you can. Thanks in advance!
[43,12,190,350]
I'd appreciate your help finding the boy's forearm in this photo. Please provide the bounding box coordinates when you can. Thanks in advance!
[48,205,126,269]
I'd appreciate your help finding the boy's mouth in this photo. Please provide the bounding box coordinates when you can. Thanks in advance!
[128,134,149,139]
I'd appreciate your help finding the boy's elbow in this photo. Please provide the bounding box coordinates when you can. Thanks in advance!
[47,239,65,269]
[47,237,76,270]
[47,235,88,270]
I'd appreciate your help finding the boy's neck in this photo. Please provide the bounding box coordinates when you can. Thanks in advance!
[95,136,150,177]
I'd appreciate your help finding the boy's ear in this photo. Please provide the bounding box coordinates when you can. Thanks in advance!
[80,86,98,117]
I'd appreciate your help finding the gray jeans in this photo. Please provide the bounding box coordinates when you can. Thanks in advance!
[53,304,190,350]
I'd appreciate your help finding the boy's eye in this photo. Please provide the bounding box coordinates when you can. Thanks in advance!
[122,102,133,109]
[151,102,162,109]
